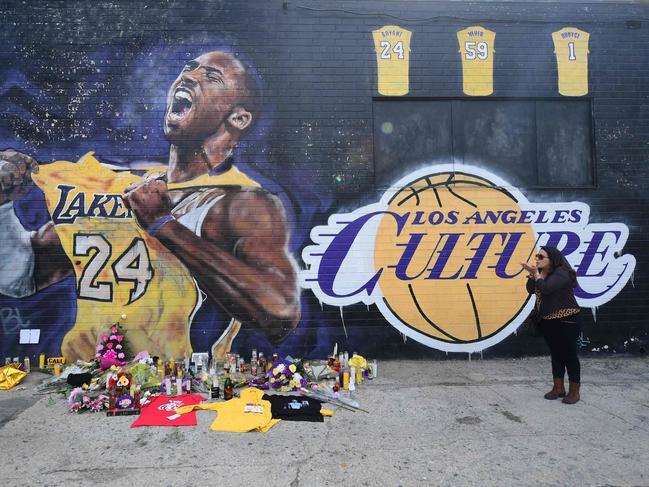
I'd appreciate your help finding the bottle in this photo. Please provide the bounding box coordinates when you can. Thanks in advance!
[258,353,266,376]
[251,358,258,378]
[349,367,356,391]
[4,357,10,366]
[342,366,350,390]
[223,370,233,400]
[238,357,245,374]
[356,365,362,384]
[211,375,220,399]
[157,358,165,381]
[169,356,175,375]
[165,377,172,396]
[39,353,45,369]
[176,376,183,397]
[24,357,30,373]
[251,348,258,363]
[134,386,141,408]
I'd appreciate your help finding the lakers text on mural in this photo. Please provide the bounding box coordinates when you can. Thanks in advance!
[301,165,635,352]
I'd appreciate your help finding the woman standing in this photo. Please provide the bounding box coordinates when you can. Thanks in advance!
[522,246,582,404]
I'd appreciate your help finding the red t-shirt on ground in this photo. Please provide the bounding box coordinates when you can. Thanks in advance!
[131,394,205,427]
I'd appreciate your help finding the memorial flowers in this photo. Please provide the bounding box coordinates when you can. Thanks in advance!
[95,315,130,370]
[267,358,308,391]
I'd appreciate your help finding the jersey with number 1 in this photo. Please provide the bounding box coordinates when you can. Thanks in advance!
[552,27,590,96]
[457,26,496,96]
[32,152,259,361]
[372,25,412,96]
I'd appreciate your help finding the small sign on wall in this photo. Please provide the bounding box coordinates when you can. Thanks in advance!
[19,329,40,344]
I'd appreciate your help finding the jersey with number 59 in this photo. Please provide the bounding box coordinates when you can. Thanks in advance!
[32,152,259,361]
[457,26,496,96]
[552,27,590,97]
[372,25,412,96]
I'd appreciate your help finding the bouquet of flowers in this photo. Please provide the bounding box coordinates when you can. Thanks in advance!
[95,316,130,370]
[68,387,109,413]
[267,358,308,392]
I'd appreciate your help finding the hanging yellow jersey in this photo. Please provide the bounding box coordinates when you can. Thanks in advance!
[457,26,496,96]
[372,25,412,96]
[32,152,259,362]
[552,27,590,96]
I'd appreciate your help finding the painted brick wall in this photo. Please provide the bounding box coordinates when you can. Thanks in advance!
[0,0,647,360]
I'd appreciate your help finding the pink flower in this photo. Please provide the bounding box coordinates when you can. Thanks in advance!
[96,344,104,351]
[109,335,117,341]
[101,335,107,342]
[69,403,81,413]
[116,336,124,342]
[95,353,101,358]
[116,344,122,350]
[106,342,113,349]
[111,326,118,333]
[117,353,125,359]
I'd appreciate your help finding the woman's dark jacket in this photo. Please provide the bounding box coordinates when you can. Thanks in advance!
[525,267,579,317]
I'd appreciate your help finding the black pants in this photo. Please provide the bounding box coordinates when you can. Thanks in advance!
[541,314,581,384]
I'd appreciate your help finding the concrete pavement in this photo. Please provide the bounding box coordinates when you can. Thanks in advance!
[1,356,648,486]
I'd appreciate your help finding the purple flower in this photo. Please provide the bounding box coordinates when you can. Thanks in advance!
[117,353,125,359]
[111,326,118,333]
[116,344,122,350]
[101,335,108,342]
[109,335,117,340]
[96,344,104,351]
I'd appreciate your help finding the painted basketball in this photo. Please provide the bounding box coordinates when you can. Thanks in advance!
[374,171,535,343]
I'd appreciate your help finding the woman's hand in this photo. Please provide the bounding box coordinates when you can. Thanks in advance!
[520,261,537,276]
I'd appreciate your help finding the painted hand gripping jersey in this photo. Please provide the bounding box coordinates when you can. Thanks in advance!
[32,152,259,361]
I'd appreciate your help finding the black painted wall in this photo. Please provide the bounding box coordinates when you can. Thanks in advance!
[0,0,647,358]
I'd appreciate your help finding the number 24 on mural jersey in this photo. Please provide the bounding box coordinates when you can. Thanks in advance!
[380,40,405,59]
[74,234,154,304]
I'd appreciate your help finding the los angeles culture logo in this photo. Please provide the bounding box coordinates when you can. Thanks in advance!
[301,165,635,352]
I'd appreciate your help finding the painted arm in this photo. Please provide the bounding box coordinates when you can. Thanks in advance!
[124,180,300,343]
[32,221,74,290]
[0,150,73,296]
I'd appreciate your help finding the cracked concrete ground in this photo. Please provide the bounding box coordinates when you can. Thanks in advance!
[1,356,648,486]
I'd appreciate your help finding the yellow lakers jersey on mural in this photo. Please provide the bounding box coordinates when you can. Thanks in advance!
[372,25,412,96]
[457,26,496,96]
[32,152,259,361]
[552,27,590,96]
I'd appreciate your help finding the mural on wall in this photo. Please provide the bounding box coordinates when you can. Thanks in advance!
[0,6,636,360]
[0,51,300,361]
[457,26,496,96]
[372,25,412,96]
[302,166,636,352]
[552,27,590,97]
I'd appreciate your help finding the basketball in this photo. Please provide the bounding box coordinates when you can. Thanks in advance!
[374,171,535,343]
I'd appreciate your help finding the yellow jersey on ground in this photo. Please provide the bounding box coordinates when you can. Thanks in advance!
[372,25,412,96]
[32,152,259,361]
[552,27,590,96]
[457,26,496,96]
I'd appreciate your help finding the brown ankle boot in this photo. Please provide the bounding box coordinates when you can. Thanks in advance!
[562,382,580,404]
[544,378,566,400]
